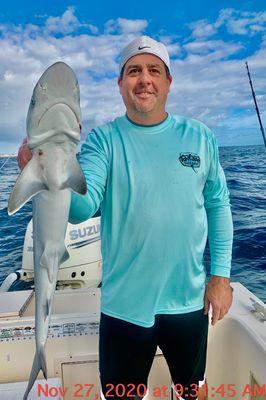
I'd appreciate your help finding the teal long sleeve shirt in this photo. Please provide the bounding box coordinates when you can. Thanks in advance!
[69,113,233,327]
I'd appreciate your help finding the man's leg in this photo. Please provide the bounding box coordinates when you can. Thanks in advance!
[157,309,209,400]
[99,313,157,400]
[198,380,208,400]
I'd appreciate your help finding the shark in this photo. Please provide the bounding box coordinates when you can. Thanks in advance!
[8,62,87,399]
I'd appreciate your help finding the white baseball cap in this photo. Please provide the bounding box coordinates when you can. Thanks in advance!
[119,35,170,73]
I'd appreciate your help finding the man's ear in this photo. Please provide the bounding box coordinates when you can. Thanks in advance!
[167,75,172,92]
[118,76,122,93]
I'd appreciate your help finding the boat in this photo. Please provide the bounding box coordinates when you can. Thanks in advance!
[0,218,265,400]
[0,215,102,292]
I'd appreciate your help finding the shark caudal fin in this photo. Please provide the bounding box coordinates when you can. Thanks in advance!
[8,155,48,215]
[23,344,47,400]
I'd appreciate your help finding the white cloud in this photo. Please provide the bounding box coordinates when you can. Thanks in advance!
[165,43,181,57]
[44,7,98,35]
[155,35,182,58]
[184,40,243,59]
[0,7,265,151]
[104,18,148,34]
[0,11,145,148]
[45,7,80,34]
[167,49,266,146]
[218,9,266,36]
[227,18,253,35]
[216,8,235,27]
[87,24,99,35]
[189,8,266,40]
[189,20,217,39]
[117,18,148,34]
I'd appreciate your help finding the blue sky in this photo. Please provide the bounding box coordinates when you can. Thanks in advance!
[0,0,265,152]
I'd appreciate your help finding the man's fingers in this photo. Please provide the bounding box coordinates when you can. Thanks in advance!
[218,306,230,320]
[211,304,231,324]
[17,138,32,171]
[211,305,220,326]
[204,296,210,315]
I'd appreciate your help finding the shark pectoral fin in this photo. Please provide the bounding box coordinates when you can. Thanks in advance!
[23,345,47,400]
[8,155,48,215]
[61,157,87,195]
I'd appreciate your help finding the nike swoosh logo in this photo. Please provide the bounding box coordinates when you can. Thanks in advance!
[138,46,151,50]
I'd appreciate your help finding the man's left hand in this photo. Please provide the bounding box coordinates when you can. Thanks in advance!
[204,276,233,326]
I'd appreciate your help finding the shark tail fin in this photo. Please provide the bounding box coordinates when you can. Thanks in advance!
[8,154,48,215]
[23,344,47,400]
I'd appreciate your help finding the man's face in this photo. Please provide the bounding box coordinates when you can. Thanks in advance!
[118,53,172,120]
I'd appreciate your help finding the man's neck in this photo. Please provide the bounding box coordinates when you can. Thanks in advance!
[126,111,168,126]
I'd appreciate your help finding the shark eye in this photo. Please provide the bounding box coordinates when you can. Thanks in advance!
[38,150,43,156]
[40,84,46,91]
[31,97,35,107]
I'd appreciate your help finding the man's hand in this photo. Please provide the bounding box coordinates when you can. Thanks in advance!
[17,137,32,170]
[204,276,233,326]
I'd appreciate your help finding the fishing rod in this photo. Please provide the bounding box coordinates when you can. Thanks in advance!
[0,155,11,171]
[245,61,266,147]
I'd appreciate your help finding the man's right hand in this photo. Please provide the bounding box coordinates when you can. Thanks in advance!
[18,138,32,170]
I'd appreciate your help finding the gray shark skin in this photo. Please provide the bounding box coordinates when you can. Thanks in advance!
[8,62,87,399]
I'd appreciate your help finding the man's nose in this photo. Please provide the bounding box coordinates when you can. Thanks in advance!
[138,69,152,84]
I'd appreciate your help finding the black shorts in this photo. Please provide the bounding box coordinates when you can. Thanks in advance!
[99,309,209,400]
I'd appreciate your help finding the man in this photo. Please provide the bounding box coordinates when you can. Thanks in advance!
[18,36,233,400]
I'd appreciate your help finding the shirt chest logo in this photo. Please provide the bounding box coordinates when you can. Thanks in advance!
[179,152,201,172]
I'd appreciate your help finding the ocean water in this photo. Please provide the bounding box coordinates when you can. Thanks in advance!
[0,145,265,302]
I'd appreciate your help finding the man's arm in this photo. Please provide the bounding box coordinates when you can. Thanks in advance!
[203,134,234,325]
